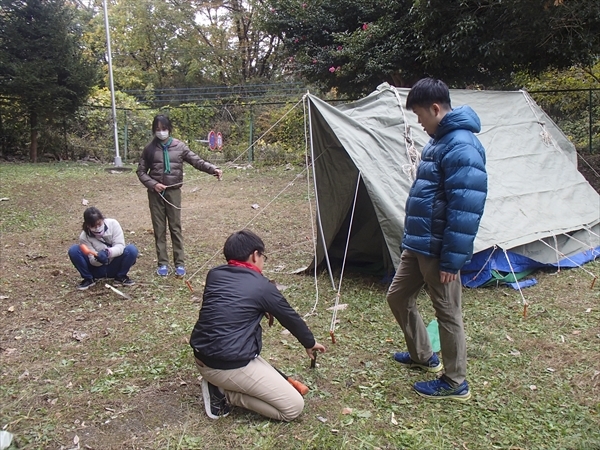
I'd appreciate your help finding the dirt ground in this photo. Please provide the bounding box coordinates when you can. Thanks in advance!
[1,154,599,449]
[0,163,320,449]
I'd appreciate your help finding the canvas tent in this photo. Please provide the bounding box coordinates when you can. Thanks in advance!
[308,83,600,287]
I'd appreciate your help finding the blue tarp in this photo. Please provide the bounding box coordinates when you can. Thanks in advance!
[461,246,600,288]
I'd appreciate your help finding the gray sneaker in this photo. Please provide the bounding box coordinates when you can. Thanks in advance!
[77,279,96,291]
[115,276,135,286]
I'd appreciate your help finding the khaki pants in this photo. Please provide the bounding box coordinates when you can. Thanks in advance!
[386,250,466,386]
[147,188,184,267]
[195,356,304,422]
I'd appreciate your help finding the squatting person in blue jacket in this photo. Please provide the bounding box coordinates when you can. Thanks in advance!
[386,78,487,401]
[189,229,326,420]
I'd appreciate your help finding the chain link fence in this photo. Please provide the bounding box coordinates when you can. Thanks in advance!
[0,87,597,164]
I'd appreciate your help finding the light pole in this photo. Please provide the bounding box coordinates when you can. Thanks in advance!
[102,0,122,167]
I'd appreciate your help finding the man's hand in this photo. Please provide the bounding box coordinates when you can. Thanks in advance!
[440,271,458,284]
[305,342,326,360]
[213,169,223,180]
[154,183,168,194]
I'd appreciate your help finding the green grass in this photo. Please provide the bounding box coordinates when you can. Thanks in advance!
[0,163,599,449]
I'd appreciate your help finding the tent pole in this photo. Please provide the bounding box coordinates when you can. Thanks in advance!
[308,97,336,290]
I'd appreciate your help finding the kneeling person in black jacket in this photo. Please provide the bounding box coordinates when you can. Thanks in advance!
[189,229,326,421]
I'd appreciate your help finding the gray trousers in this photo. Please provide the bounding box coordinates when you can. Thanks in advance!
[147,188,184,267]
[195,356,304,421]
[386,250,467,386]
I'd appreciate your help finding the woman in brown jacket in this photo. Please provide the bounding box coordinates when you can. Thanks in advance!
[137,114,222,277]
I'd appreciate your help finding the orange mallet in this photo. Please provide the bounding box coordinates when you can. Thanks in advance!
[79,243,97,257]
[273,367,309,396]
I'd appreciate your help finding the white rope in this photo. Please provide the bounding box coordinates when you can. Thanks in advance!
[330,172,362,336]
[308,95,337,291]
[303,95,322,318]
[155,98,305,208]
[553,234,561,272]
[185,168,311,282]
[229,98,306,166]
[466,245,497,284]
[502,248,528,307]
[392,87,420,182]
[521,91,567,157]
[535,237,598,280]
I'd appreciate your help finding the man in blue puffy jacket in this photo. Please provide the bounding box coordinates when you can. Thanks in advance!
[386,78,487,401]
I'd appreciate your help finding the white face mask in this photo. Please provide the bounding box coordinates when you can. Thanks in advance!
[91,224,105,236]
[156,130,169,140]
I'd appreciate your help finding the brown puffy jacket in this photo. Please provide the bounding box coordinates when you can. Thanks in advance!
[137,137,218,190]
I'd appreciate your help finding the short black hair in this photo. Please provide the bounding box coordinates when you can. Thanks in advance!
[223,229,265,261]
[406,78,451,110]
[152,114,173,134]
[82,207,104,232]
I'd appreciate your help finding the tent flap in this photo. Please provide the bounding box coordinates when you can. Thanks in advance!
[308,83,600,287]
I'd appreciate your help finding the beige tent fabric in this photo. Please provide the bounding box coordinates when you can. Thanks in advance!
[309,83,600,271]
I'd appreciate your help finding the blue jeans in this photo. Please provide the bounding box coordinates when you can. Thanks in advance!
[68,244,138,280]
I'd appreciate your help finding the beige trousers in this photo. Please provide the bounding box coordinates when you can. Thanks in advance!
[195,356,304,421]
[386,250,467,386]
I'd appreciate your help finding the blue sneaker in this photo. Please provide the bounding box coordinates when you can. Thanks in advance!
[157,265,169,277]
[394,352,443,373]
[175,266,186,277]
[413,378,471,401]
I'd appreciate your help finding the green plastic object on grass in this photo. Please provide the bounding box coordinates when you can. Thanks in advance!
[426,319,441,353]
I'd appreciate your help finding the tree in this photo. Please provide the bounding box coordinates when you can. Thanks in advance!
[0,0,99,161]
[261,0,600,95]
[82,0,284,92]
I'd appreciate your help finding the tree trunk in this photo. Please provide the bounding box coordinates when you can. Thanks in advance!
[29,110,38,162]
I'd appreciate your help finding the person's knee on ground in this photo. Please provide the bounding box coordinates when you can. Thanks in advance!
[278,393,304,422]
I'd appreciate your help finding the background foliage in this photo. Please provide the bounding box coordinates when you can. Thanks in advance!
[0,0,598,162]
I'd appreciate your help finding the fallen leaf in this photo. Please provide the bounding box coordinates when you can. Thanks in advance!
[72,331,88,341]
[317,415,328,423]
[585,308,592,313]
[82,198,89,205]
[0,295,9,299]
[546,368,556,372]
[509,350,521,356]
[506,334,514,342]
[326,303,348,311]
[18,370,29,380]
[572,330,581,335]
[341,407,353,415]
[3,348,17,355]
[0,197,9,201]
[7,305,14,312]
[529,385,537,391]
[391,412,398,425]
[251,203,260,209]
[106,368,113,375]
[330,429,339,434]
[74,434,80,445]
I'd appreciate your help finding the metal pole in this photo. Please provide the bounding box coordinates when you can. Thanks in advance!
[248,106,254,162]
[589,88,593,154]
[123,109,128,162]
[103,0,122,167]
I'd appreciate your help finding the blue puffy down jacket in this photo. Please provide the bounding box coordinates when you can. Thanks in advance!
[402,105,488,273]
